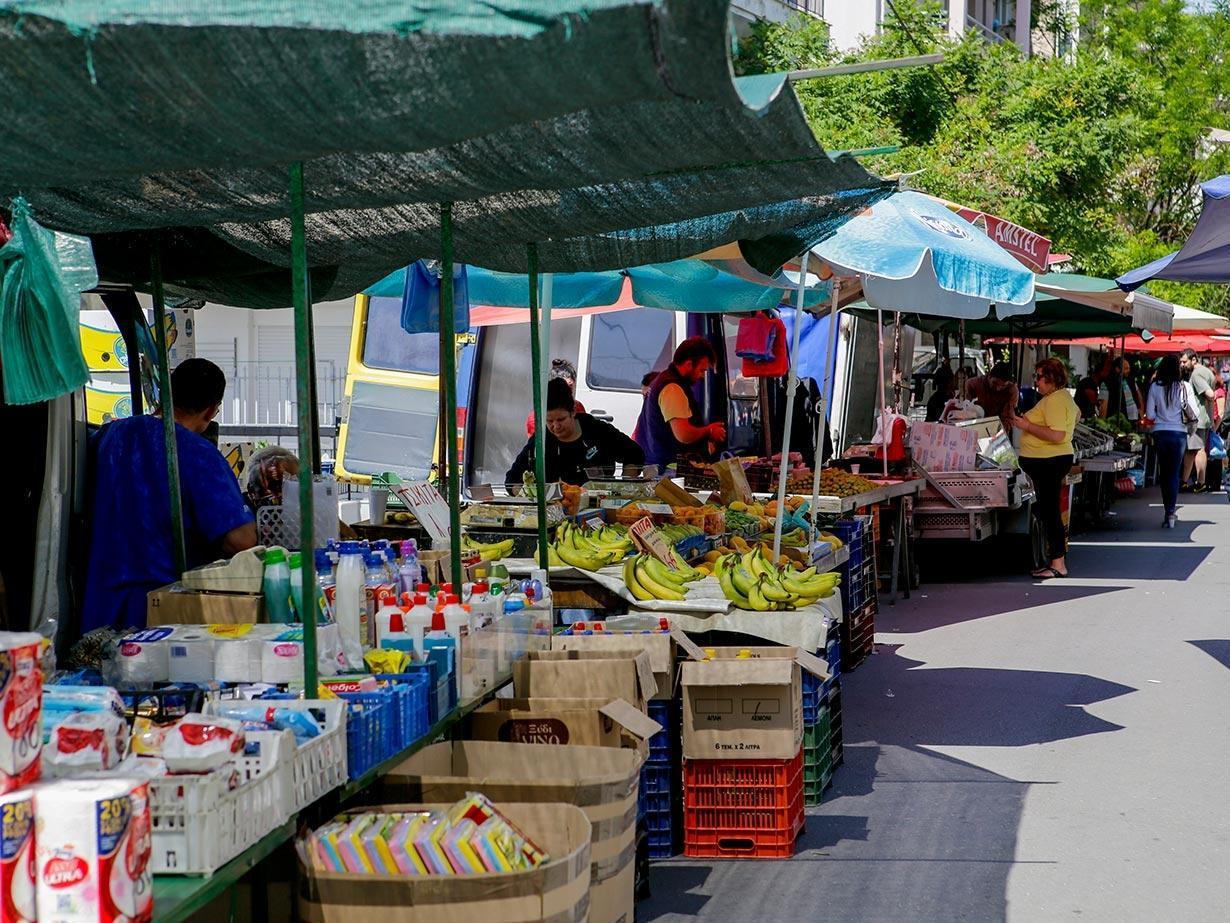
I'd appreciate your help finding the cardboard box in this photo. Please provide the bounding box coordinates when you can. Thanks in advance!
[512,650,656,712]
[550,630,686,700]
[909,422,978,473]
[465,697,661,756]
[680,646,829,761]
[298,801,591,923]
[383,742,641,923]
[146,583,262,626]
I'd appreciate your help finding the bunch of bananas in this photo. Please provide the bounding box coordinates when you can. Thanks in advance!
[535,521,633,571]
[622,552,705,602]
[657,523,704,543]
[460,535,516,561]
[714,549,839,611]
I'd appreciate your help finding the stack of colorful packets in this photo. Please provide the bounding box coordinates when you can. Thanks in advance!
[306,792,548,875]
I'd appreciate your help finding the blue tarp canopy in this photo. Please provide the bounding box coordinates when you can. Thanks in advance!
[1118,176,1230,290]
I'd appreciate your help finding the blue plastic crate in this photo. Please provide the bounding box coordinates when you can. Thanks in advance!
[395,660,455,724]
[640,763,673,795]
[337,691,395,779]
[639,790,672,816]
[647,829,675,859]
[646,700,673,764]
[644,809,672,833]
[374,672,432,749]
[802,670,823,726]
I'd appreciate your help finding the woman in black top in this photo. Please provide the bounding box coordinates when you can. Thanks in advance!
[506,378,645,489]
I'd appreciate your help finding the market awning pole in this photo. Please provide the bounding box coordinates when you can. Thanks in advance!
[151,249,187,577]
[877,307,889,479]
[773,250,809,563]
[527,244,550,572]
[440,203,464,591]
[808,278,841,546]
[289,161,318,693]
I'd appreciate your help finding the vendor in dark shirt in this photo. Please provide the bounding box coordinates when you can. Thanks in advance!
[506,378,644,488]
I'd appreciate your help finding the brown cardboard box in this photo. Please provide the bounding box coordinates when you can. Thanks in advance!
[550,630,685,700]
[512,650,657,712]
[383,741,641,923]
[465,697,662,756]
[146,582,262,626]
[680,646,829,761]
[298,801,591,923]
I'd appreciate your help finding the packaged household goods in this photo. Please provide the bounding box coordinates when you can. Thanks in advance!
[1,788,36,923]
[161,714,245,774]
[33,777,153,923]
[44,712,128,777]
[0,632,43,794]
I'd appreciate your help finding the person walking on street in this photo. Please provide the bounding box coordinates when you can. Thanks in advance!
[1180,349,1217,491]
[1145,355,1200,528]
[1008,358,1080,579]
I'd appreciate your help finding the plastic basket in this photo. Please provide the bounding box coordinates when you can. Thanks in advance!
[337,691,396,779]
[205,698,347,815]
[149,729,292,875]
[374,672,432,749]
[683,752,803,859]
[802,671,823,726]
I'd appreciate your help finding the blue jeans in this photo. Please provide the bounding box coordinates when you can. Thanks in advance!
[1154,430,1187,516]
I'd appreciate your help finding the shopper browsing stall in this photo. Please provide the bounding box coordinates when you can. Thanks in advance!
[634,336,727,468]
[82,359,258,631]
[964,361,1019,425]
[506,377,644,488]
[1144,355,1199,528]
[1008,359,1079,579]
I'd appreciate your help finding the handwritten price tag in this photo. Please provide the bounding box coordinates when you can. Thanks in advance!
[390,481,451,543]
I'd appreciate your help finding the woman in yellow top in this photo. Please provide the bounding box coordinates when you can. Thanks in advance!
[1008,358,1080,579]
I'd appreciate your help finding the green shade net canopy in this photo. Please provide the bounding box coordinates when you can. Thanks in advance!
[0,0,892,306]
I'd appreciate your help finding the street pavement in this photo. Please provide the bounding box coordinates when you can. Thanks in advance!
[644,487,1230,922]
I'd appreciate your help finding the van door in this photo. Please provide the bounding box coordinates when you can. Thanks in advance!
[572,307,678,433]
[336,292,450,484]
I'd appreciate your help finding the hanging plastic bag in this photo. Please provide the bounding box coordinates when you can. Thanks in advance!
[0,198,97,404]
[1209,431,1227,460]
[399,259,469,335]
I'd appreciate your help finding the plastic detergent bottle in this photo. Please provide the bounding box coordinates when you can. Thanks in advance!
[364,552,389,645]
[287,552,303,620]
[335,541,368,654]
[263,548,293,624]
[315,548,336,623]
[374,594,405,647]
[442,594,470,647]
[402,593,433,658]
[398,540,421,594]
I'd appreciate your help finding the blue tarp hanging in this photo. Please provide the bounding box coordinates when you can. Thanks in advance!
[1117,175,1230,290]
[399,260,470,334]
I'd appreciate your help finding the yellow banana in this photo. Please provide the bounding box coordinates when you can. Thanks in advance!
[746,578,772,611]
[635,557,686,601]
[720,568,753,609]
[642,555,687,588]
[730,565,758,597]
[758,574,794,603]
[624,555,654,601]
[555,543,606,572]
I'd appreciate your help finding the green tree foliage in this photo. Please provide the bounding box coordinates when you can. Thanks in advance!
[738,1,1230,313]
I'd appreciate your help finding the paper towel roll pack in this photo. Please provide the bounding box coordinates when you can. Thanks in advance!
[0,632,43,795]
[33,777,153,923]
[1,788,36,923]
[261,641,305,684]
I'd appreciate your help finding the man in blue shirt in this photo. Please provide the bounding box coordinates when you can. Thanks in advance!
[83,358,258,632]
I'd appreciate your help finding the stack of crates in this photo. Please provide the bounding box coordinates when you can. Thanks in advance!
[639,699,680,859]
[682,752,804,858]
[824,623,844,773]
[828,515,877,671]
[801,670,831,806]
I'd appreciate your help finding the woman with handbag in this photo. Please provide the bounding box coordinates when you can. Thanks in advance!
[1008,359,1080,579]
[1143,355,1199,529]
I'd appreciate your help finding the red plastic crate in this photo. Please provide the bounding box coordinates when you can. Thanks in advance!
[682,752,804,859]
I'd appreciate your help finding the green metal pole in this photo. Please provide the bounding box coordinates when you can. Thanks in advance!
[440,204,464,590]
[151,249,187,577]
[527,245,550,569]
[289,161,318,692]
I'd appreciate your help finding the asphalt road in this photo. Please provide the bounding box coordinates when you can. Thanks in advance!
[644,487,1230,922]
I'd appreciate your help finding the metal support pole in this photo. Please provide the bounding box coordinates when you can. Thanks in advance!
[808,280,841,546]
[289,161,318,692]
[527,245,551,572]
[772,251,810,562]
[877,308,889,478]
[151,250,187,577]
[439,204,464,590]
[304,294,322,472]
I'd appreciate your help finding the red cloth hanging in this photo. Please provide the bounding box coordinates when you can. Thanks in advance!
[740,315,789,377]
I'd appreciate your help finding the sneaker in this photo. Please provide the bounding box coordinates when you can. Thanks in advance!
[1165,514,1177,529]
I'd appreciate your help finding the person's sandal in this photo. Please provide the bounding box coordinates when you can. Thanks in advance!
[1031,567,1066,579]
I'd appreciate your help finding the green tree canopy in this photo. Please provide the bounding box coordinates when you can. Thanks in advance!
[739,1,1230,314]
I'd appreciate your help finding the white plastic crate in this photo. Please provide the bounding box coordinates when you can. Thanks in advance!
[206,698,348,815]
[149,728,292,875]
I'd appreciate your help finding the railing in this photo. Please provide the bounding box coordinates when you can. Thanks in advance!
[781,0,824,14]
[212,360,344,428]
[967,13,1006,43]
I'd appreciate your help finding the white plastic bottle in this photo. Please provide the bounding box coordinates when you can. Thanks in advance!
[335,541,368,662]
[398,540,421,594]
[401,593,433,658]
[374,594,406,647]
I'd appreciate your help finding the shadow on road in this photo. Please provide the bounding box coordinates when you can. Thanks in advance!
[875,582,1129,633]
[642,646,1134,922]
[1188,639,1230,672]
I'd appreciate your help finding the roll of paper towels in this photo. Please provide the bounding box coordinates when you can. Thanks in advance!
[261,641,305,685]
[34,777,153,923]
[0,631,43,795]
[1,788,36,923]
[167,633,216,684]
[213,638,265,683]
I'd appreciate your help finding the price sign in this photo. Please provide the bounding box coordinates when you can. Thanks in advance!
[390,481,451,543]
[629,517,686,570]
